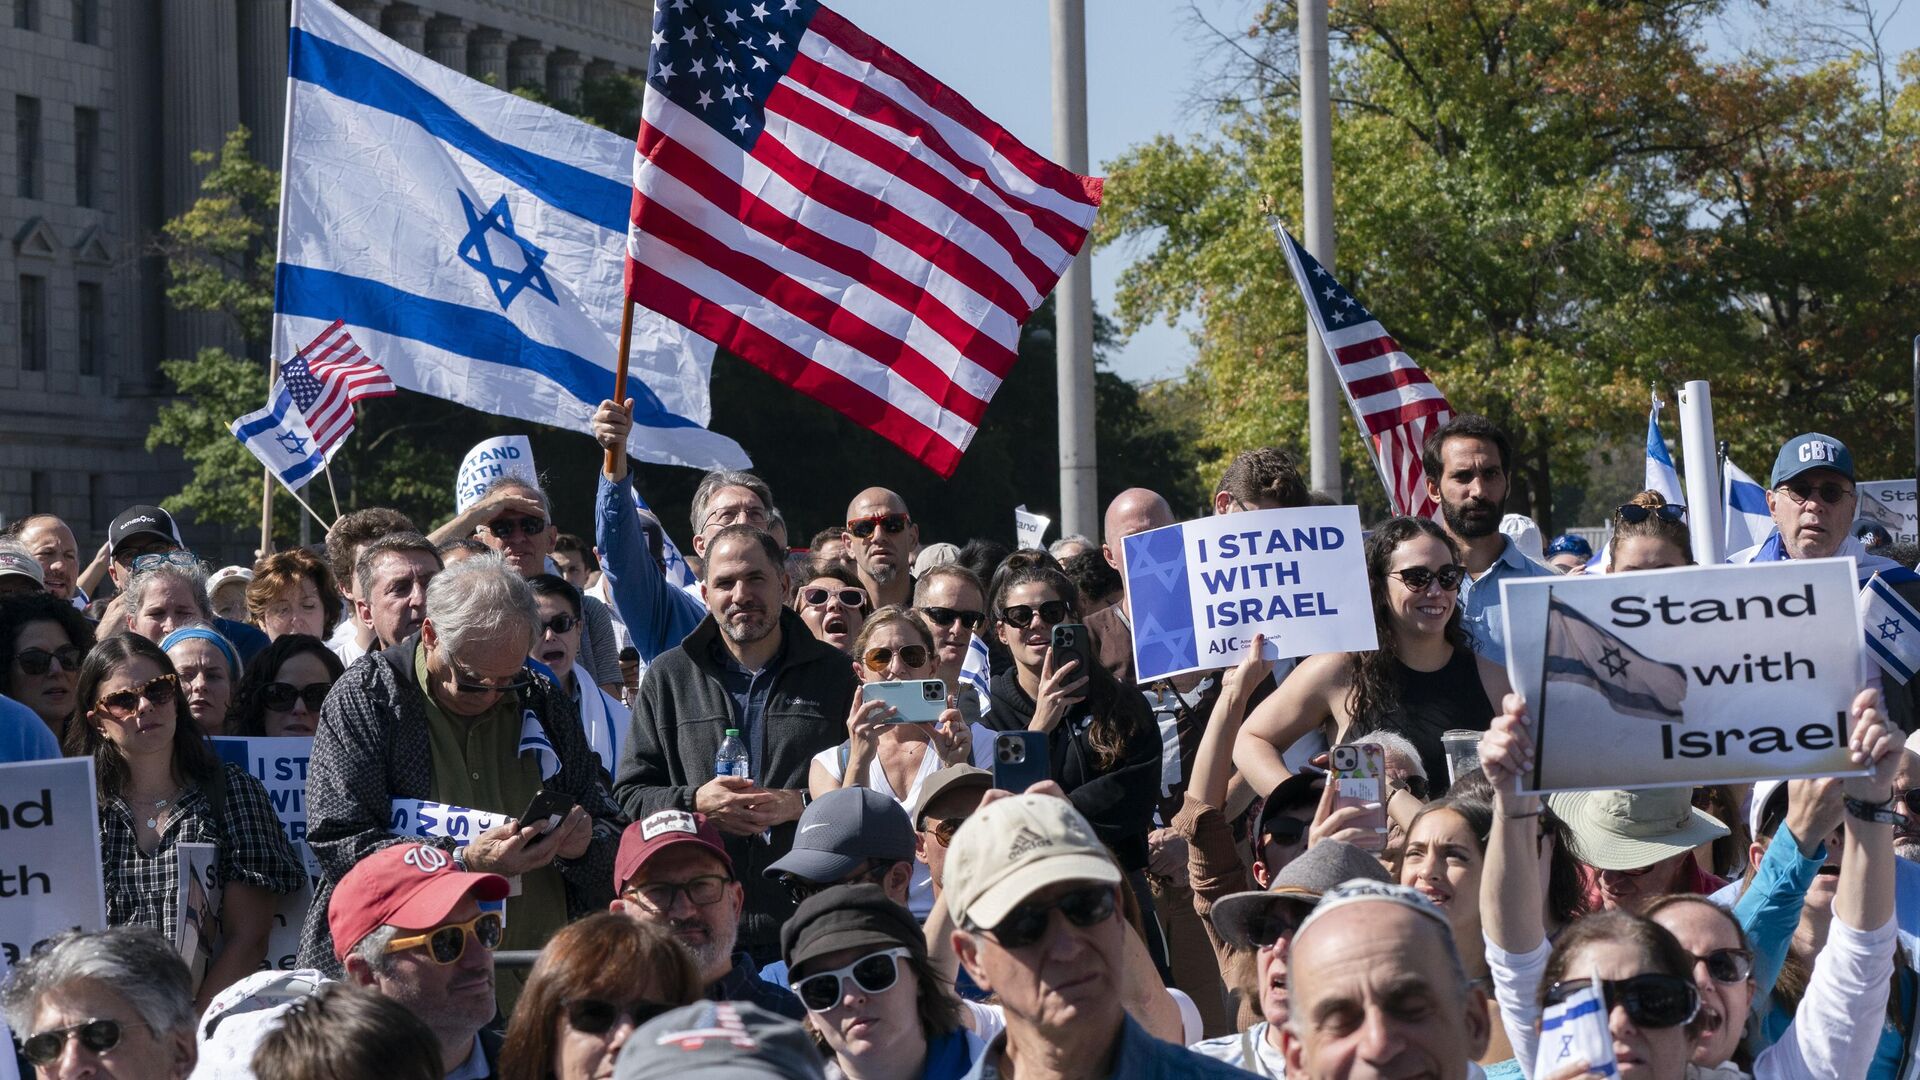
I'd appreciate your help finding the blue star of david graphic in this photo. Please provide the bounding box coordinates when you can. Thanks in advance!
[1881,616,1905,642]
[457,191,557,310]
[275,431,309,457]
[1134,610,1195,673]
[1127,530,1187,592]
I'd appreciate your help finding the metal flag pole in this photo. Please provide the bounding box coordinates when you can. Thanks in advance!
[1051,0,1097,538]
[1300,0,1341,496]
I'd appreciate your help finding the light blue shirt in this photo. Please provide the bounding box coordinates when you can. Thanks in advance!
[0,694,60,763]
[963,1015,1248,1080]
[1457,535,1556,659]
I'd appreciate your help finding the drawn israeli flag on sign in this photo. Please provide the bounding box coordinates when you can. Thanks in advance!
[275,0,747,470]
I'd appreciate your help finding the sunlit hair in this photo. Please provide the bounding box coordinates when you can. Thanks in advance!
[851,605,936,661]
[246,547,343,639]
[1607,489,1693,571]
[424,554,538,658]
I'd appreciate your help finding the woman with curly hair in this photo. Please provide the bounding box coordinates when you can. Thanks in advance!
[0,591,95,745]
[246,548,342,642]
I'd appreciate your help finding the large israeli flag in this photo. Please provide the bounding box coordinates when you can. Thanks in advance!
[1723,457,1774,553]
[273,0,747,470]
[1644,395,1683,504]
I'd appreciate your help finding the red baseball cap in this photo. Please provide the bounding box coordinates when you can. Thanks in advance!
[329,843,510,962]
[615,810,733,890]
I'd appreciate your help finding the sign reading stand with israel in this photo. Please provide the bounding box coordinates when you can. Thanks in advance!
[1500,559,1865,794]
[1121,506,1376,682]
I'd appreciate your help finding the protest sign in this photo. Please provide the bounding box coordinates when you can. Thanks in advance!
[0,758,104,966]
[1857,480,1917,544]
[176,842,222,993]
[213,738,318,970]
[1121,505,1376,682]
[454,435,537,514]
[1501,559,1864,794]
[1014,505,1050,549]
[389,798,518,909]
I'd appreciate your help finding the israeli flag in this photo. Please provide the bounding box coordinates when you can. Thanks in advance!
[1860,573,1920,684]
[230,385,328,492]
[1644,395,1683,503]
[518,708,562,781]
[1723,457,1774,553]
[632,489,699,590]
[960,635,993,717]
[274,0,747,470]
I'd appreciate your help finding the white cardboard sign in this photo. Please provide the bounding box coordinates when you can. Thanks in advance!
[0,759,105,966]
[455,435,537,514]
[213,737,319,970]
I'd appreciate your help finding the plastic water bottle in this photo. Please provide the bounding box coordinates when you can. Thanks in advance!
[714,728,751,781]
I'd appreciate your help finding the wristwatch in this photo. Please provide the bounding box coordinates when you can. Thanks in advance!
[1843,796,1903,826]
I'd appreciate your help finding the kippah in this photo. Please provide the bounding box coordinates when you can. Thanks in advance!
[1294,878,1452,943]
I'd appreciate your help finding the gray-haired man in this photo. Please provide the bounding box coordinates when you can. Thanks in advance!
[1,927,198,1080]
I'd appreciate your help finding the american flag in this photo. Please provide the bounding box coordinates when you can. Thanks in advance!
[1275,224,1452,519]
[625,0,1102,477]
[279,319,396,458]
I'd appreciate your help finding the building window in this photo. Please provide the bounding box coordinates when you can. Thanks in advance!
[14,0,36,30]
[74,106,97,207]
[16,96,40,199]
[77,281,103,375]
[73,0,96,43]
[18,275,48,372]
[87,473,107,538]
[30,472,52,516]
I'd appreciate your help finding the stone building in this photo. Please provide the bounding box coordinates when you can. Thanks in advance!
[0,0,649,552]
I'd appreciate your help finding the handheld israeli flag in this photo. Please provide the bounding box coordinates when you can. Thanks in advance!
[1723,457,1774,553]
[1534,975,1618,1079]
[632,489,699,590]
[518,708,561,781]
[230,384,328,492]
[274,0,747,470]
[1861,573,1920,684]
[960,635,993,717]
[1645,395,1683,503]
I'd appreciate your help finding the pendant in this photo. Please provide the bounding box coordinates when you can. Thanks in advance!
[145,815,158,829]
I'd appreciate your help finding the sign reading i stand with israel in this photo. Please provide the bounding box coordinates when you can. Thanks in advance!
[276,0,748,471]
[0,759,105,966]
[1500,560,1864,794]
[1121,506,1376,682]
[455,435,537,515]
[214,738,319,970]
[1857,480,1918,544]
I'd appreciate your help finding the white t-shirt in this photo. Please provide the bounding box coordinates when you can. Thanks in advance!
[811,740,949,919]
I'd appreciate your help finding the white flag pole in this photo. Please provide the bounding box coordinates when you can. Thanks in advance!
[1677,381,1726,564]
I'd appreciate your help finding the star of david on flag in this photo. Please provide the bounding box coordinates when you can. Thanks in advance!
[458,192,556,310]
[1542,595,1688,723]
[1860,572,1920,684]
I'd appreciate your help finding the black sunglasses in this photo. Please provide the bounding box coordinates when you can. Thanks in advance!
[262,681,331,713]
[1776,480,1853,505]
[15,644,84,676]
[22,1018,142,1066]
[984,884,1117,948]
[539,613,579,636]
[1000,600,1070,629]
[847,513,911,539]
[1900,787,1920,820]
[1544,973,1698,1029]
[451,668,533,696]
[1239,905,1310,950]
[1686,947,1754,984]
[921,606,985,631]
[564,998,676,1035]
[782,862,889,906]
[1616,503,1687,524]
[483,515,548,538]
[792,948,909,1012]
[1387,565,1466,592]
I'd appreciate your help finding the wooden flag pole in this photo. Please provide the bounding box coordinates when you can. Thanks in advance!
[605,297,634,476]
[283,482,337,534]
[321,459,343,523]
[258,469,274,559]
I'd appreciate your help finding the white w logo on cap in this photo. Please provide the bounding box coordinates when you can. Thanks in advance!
[402,845,449,873]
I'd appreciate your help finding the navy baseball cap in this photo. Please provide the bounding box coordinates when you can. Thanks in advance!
[1544,534,1593,559]
[1771,433,1854,487]
[764,787,915,884]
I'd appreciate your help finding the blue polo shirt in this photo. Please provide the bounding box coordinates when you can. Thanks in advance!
[0,694,59,763]
[1457,535,1556,659]
[961,1015,1248,1079]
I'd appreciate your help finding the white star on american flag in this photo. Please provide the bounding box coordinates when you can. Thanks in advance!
[1321,287,1337,300]
[1331,310,1346,323]
[732,114,752,133]
[690,57,707,76]
[766,31,786,49]
[750,1,769,19]
[724,8,742,26]
[654,61,676,82]
[681,25,699,43]
[696,89,713,108]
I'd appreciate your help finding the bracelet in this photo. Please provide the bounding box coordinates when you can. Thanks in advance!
[1844,796,1902,826]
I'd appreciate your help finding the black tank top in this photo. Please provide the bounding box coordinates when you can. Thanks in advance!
[1362,647,1493,790]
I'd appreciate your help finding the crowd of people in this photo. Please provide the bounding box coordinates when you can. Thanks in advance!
[2,401,1916,1080]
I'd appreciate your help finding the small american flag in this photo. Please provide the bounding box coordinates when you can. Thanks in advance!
[279,319,396,458]
[1275,224,1452,518]
[625,0,1102,477]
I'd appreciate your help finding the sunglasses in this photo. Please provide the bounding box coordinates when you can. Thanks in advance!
[624,874,732,912]
[15,644,84,676]
[862,645,930,672]
[564,997,677,1036]
[792,947,911,1012]
[1616,503,1687,524]
[22,1018,143,1066]
[96,673,179,718]
[924,814,970,848]
[483,515,548,538]
[847,513,911,539]
[801,585,867,609]
[1387,565,1466,592]
[1544,973,1698,1029]
[539,613,579,636]
[1776,480,1853,506]
[1261,815,1310,848]
[384,912,503,965]
[999,600,1070,629]
[262,681,331,713]
[128,550,200,574]
[451,666,533,696]
[1900,788,1920,820]
[782,862,889,906]
[921,606,985,631]
[983,884,1117,948]
[1686,947,1754,984]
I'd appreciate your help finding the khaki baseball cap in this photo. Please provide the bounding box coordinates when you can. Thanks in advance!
[942,793,1120,930]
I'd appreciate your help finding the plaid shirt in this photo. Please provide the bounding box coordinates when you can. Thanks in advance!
[101,762,304,943]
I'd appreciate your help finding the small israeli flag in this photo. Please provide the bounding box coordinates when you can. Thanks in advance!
[1535,978,1618,1078]
[518,708,561,781]
[1860,572,1920,684]
[632,488,699,590]
[230,384,328,492]
[960,635,993,717]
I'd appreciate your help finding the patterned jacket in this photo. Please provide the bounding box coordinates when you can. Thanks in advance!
[297,635,623,973]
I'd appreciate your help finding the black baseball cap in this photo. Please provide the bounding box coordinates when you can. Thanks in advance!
[108,505,183,555]
[1256,770,1325,842]
[780,882,924,971]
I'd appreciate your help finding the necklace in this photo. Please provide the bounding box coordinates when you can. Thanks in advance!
[130,790,179,830]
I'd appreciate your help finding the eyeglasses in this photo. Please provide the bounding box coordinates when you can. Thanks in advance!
[450,663,533,696]
[981,884,1117,948]
[539,613,579,636]
[1600,863,1663,879]
[384,912,503,965]
[1387,565,1466,592]
[564,998,677,1036]
[15,644,84,676]
[1686,947,1754,984]
[96,673,179,718]
[624,874,732,912]
[703,503,770,530]
[21,1019,145,1066]
[999,600,1070,629]
[920,606,985,631]
[846,513,911,539]
[924,815,970,848]
[862,645,930,672]
[1776,480,1854,506]
[791,947,911,1012]
[483,515,548,538]
[127,550,199,574]
[782,862,890,906]
[262,681,331,713]
[800,585,867,609]
[1616,503,1687,524]
[1544,973,1698,1029]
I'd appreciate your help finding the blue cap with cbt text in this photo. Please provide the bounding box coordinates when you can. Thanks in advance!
[1770,432,1854,487]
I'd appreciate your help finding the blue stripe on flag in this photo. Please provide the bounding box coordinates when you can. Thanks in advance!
[233,387,303,440]
[1730,478,1769,515]
[274,264,701,431]
[1540,997,1606,1029]
[288,28,628,233]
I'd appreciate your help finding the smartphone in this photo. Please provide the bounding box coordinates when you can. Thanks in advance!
[517,789,576,832]
[866,679,949,724]
[1328,742,1388,853]
[1049,623,1092,676]
[992,731,1051,792]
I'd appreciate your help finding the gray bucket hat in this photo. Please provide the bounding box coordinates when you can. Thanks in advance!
[1210,839,1390,949]
[1546,787,1728,872]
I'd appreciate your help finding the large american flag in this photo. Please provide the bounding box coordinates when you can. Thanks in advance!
[625,0,1103,477]
[1275,224,1452,518]
[279,319,396,458]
